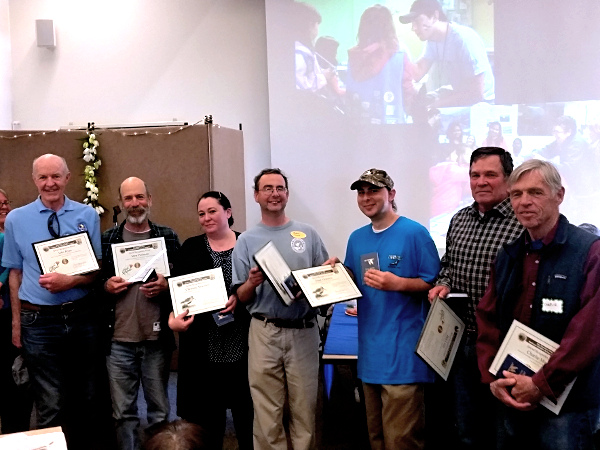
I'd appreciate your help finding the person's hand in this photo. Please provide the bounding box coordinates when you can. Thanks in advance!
[168,310,194,332]
[247,267,264,289]
[105,276,132,295]
[39,273,76,293]
[220,295,238,314]
[509,372,544,405]
[364,269,400,291]
[428,285,450,303]
[490,372,537,411]
[139,273,168,299]
[322,257,341,267]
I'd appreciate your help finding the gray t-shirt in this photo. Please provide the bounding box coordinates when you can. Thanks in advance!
[231,220,328,320]
[113,229,161,342]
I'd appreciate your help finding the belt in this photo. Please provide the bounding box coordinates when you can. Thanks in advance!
[252,313,314,329]
[20,296,90,313]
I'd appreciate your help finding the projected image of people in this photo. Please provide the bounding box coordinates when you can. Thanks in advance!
[481,121,507,149]
[346,4,415,124]
[399,0,494,109]
[429,121,470,217]
[294,2,329,92]
[533,115,600,217]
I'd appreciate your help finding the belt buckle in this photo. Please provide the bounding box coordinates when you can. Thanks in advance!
[60,301,76,312]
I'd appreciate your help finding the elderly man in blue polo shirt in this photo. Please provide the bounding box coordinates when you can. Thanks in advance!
[2,154,102,449]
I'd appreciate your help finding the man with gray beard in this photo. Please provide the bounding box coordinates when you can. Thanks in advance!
[101,177,180,450]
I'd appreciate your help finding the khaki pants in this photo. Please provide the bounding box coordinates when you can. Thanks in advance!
[362,382,426,450]
[248,317,319,450]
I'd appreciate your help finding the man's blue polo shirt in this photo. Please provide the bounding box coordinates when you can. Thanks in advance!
[1,196,101,305]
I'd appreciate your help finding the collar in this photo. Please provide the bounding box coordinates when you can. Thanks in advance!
[505,214,569,258]
[35,195,75,214]
[468,197,512,220]
[115,219,158,241]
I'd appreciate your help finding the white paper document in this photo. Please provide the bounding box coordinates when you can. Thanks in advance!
[489,320,575,415]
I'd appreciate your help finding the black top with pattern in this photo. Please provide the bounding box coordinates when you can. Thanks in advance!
[204,234,245,363]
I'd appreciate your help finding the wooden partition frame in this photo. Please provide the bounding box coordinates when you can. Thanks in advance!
[0,124,246,240]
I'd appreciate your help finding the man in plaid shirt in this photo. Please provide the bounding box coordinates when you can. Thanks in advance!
[428,147,523,449]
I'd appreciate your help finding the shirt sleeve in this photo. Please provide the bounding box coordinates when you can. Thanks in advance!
[1,215,23,270]
[88,210,102,259]
[231,235,251,290]
[311,230,329,266]
[532,240,600,401]
[436,216,455,289]
[0,234,8,286]
[475,264,502,384]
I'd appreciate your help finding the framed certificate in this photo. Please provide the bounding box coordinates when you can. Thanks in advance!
[111,237,170,281]
[168,268,229,316]
[415,297,465,380]
[292,263,361,307]
[489,320,575,415]
[32,231,99,276]
[253,241,299,305]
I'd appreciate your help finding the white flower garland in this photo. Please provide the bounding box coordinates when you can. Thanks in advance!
[81,131,105,215]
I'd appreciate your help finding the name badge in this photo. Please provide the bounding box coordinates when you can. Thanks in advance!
[541,298,563,314]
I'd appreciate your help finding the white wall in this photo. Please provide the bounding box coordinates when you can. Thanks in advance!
[7,0,271,227]
[0,0,11,129]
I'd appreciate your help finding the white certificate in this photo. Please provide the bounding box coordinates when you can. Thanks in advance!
[292,263,362,307]
[253,241,298,305]
[111,237,170,281]
[168,268,228,316]
[415,297,465,380]
[32,232,99,276]
[489,320,575,415]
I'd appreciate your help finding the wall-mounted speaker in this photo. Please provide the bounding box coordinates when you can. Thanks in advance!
[36,19,56,48]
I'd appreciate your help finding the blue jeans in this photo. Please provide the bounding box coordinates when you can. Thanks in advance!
[106,340,171,450]
[449,337,497,449]
[20,302,101,449]
[497,403,599,450]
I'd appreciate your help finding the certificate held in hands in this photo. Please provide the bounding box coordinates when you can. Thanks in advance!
[32,231,99,276]
[489,320,576,415]
[253,241,361,307]
[111,237,170,282]
[168,268,229,316]
[415,297,465,380]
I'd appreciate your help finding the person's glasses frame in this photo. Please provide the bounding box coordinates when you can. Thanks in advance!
[259,186,287,194]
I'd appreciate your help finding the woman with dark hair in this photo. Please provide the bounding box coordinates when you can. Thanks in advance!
[346,4,415,124]
[168,191,253,450]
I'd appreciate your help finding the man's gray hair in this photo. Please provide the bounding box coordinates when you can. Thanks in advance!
[508,159,563,194]
[32,154,69,175]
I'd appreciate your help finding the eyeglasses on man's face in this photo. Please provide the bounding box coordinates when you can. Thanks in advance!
[258,186,287,194]
[0,201,11,207]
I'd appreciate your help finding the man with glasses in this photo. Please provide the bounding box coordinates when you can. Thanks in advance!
[1,154,102,449]
[232,168,329,449]
[427,147,523,448]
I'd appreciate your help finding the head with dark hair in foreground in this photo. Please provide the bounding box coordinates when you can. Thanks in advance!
[144,420,207,450]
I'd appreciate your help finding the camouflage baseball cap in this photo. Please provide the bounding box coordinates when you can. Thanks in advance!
[350,168,394,190]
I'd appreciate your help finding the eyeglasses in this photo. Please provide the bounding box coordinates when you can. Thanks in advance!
[0,201,11,207]
[259,186,287,194]
[47,212,61,238]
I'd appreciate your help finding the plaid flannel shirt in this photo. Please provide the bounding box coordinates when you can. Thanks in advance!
[436,197,523,332]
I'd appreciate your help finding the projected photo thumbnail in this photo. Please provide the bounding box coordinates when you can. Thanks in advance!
[293,0,494,125]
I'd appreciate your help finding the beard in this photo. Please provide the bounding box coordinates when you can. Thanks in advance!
[125,205,150,224]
